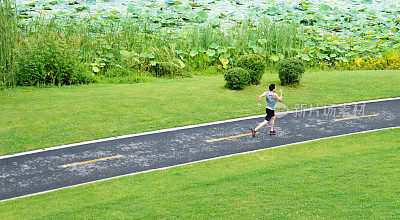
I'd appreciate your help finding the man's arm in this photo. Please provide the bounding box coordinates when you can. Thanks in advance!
[275,89,283,102]
[258,92,267,107]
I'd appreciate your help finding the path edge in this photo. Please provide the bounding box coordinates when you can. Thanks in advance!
[1,125,399,203]
[1,97,399,160]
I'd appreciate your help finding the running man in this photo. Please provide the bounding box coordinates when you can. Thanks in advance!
[252,84,283,136]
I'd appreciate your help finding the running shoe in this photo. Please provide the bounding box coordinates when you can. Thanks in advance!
[251,128,255,137]
[269,130,277,135]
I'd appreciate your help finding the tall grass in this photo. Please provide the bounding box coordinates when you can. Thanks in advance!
[183,20,298,71]
[0,0,19,86]
[13,15,300,86]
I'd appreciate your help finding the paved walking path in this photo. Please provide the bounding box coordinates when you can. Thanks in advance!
[1,98,399,202]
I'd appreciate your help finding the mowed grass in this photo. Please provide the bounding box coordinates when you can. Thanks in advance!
[1,128,399,219]
[1,70,400,155]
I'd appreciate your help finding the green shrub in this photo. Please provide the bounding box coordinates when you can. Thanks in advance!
[187,52,214,71]
[277,58,305,86]
[101,67,159,84]
[201,65,223,76]
[72,63,97,84]
[15,57,44,86]
[105,67,135,77]
[15,33,87,86]
[224,67,251,90]
[236,54,266,85]
[149,62,183,78]
[95,73,153,84]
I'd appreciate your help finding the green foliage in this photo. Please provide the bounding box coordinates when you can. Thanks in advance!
[96,75,152,84]
[0,0,19,86]
[105,67,134,78]
[145,45,189,78]
[149,62,182,77]
[10,1,400,87]
[72,62,97,84]
[224,67,250,90]
[236,54,266,85]
[7,17,301,87]
[277,58,305,86]
[15,33,89,86]
[187,52,213,71]
[185,21,297,73]
[101,67,154,83]
[9,0,400,77]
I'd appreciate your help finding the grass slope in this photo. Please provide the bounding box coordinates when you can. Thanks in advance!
[1,128,399,219]
[1,70,399,155]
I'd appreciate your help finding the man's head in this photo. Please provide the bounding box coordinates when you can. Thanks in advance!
[269,84,276,92]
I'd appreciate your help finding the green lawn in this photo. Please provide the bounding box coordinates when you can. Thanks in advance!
[1,70,400,155]
[1,128,399,219]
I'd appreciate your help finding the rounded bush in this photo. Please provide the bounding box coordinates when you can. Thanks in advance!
[236,54,266,85]
[277,58,305,86]
[224,67,251,90]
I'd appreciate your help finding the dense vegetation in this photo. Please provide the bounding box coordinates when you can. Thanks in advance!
[1,0,400,86]
[0,0,18,86]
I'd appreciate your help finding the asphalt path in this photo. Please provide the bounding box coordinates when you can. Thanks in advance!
[1,98,399,202]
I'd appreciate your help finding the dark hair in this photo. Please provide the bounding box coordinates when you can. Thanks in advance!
[269,84,275,91]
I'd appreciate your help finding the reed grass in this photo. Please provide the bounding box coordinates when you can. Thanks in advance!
[0,0,19,86]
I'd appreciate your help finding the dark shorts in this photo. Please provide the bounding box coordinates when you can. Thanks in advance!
[265,108,275,121]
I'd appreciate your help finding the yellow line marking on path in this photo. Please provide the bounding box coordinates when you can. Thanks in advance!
[61,155,123,168]
[207,114,380,142]
[333,114,379,122]
[206,132,259,143]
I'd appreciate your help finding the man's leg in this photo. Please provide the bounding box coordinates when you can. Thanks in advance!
[270,116,276,131]
[255,120,269,132]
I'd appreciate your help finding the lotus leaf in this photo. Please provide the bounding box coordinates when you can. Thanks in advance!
[206,49,215,57]
[196,11,207,23]
[189,50,198,57]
